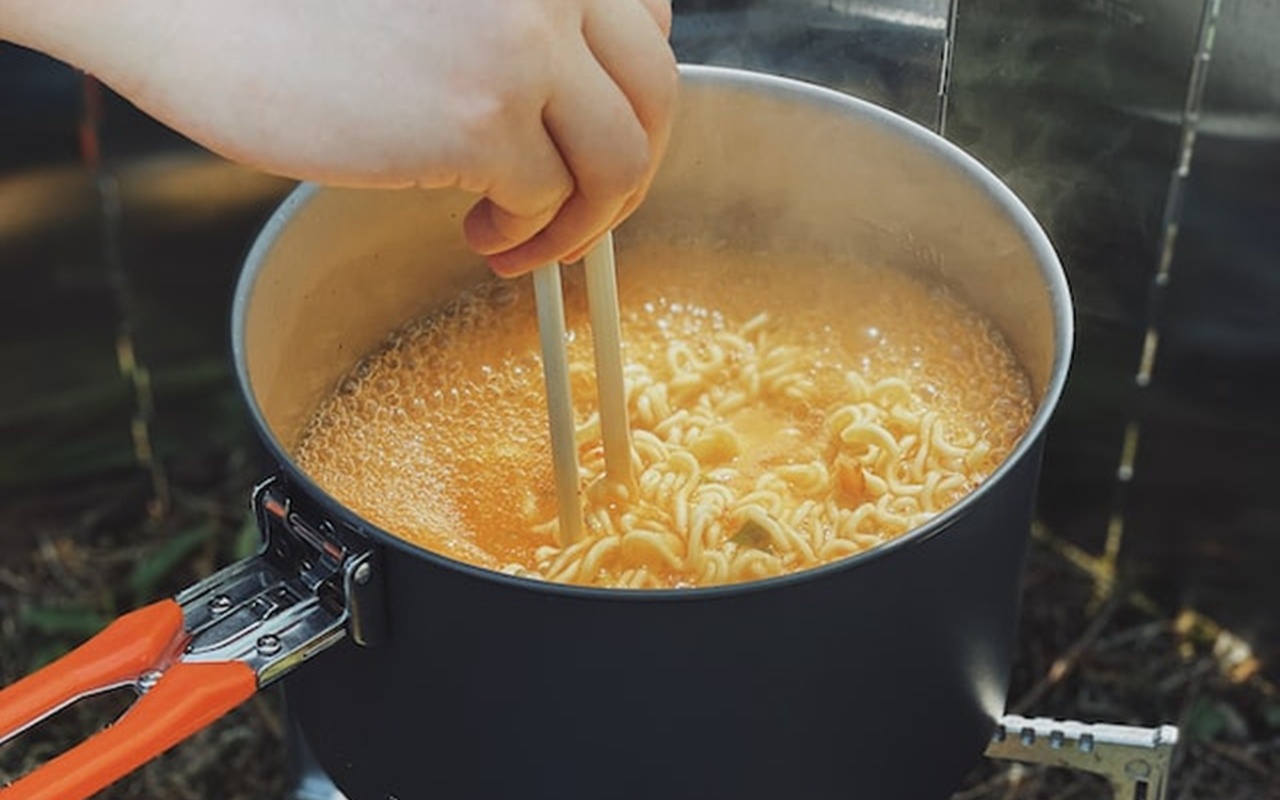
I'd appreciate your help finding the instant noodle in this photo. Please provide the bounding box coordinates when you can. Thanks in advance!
[296,245,1033,588]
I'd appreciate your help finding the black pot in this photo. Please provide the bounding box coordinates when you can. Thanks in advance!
[230,65,1073,800]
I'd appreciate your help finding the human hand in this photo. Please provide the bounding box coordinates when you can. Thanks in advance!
[1,0,677,276]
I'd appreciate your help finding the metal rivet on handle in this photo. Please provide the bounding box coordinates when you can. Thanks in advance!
[257,634,282,656]
[353,562,372,586]
[137,669,163,693]
[210,594,232,614]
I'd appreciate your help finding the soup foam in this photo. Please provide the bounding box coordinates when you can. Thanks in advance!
[295,246,1033,588]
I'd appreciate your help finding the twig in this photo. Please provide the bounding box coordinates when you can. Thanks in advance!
[951,767,1017,800]
[1045,781,1092,800]
[1092,620,1172,652]
[1199,740,1277,783]
[249,692,284,740]
[0,566,33,594]
[1013,593,1123,714]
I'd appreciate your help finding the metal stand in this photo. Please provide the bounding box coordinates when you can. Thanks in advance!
[285,714,1179,800]
[986,715,1179,800]
[285,716,348,800]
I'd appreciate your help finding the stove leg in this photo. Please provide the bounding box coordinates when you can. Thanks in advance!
[986,715,1179,800]
[285,715,349,800]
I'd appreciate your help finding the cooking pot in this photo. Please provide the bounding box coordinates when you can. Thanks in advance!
[0,65,1072,800]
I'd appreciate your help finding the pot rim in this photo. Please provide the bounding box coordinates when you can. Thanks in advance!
[231,63,1074,603]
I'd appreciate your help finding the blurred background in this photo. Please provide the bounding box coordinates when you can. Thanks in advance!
[1,0,1277,797]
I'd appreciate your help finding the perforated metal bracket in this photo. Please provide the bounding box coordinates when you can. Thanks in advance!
[986,714,1179,800]
[175,477,383,687]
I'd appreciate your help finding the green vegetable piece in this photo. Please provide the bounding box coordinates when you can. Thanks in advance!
[731,519,773,552]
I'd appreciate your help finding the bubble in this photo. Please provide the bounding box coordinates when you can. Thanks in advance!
[292,247,1034,588]
[491,283,517,307]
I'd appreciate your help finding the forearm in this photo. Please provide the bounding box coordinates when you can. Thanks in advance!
[0,0,327,179]
[0,0,678,276]
[0,1,163,90]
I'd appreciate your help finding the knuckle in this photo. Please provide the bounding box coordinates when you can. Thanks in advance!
[651,58,680,123]
[543,178,575,216]
[510,172,572,225]
[490,208,535,243]
[637,0,673,37]
[457,90,522,147]
[533,214,593,263]
[653,0,674,35]
[594,135,652,198]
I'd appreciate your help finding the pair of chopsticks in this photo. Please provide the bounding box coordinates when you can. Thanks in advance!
[532,233,634,546]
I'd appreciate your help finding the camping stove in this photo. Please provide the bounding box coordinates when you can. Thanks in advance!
[285,714,1180,800]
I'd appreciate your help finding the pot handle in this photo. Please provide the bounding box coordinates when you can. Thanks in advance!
[0,601,185,742]
[0,600,257,800]
[0,479,372,799]
[1,664,255,800]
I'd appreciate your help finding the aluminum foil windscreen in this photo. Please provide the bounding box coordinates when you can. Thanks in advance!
[673,0,1280,674]
[671,0,953,129]
[945,0,1280,672]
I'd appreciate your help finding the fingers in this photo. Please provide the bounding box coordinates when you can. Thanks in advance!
[581,0,678,188]
[484,0,677,276]
[568,0,677,260]
[485,48,648,276]
[636,0,674,37]
[461,115,576,257]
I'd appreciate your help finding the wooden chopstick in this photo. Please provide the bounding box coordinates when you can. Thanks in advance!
[532,234,635,548]
[532,262,585,546]
[584,233,635,490]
